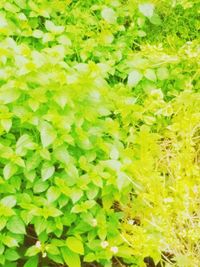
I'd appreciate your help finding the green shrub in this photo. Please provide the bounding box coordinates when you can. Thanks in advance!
[0,0,199,266]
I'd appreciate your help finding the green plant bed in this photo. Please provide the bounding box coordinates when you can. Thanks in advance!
[0,0,199,266]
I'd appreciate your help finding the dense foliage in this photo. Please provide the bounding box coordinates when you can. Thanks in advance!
[0,0,200,266]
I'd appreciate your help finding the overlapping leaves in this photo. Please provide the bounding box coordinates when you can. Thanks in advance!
[0,0,199,266]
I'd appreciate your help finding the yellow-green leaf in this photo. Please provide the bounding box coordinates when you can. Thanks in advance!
[41,163,55,181]
[61,247,81,267]
[40,121,57,148]
[66,236,84,255]
[3,163,18,180]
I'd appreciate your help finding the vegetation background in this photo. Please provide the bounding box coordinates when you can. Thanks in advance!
[0,0,199,266]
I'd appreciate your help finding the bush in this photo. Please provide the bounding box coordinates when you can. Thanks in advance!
[0,0,199,266]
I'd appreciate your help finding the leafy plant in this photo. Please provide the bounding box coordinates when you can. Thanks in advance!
[0,0,199,266]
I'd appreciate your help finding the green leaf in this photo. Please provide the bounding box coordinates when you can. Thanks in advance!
[1,119,12,132]
[14,0,27,9]
[48,254,64,264]
[61,247,81,267]
[127,70,142,87]
[70,189,83,204]
[71,200,96,213]
[101,7,117,24]
[16,134,35,155]
[102,195,113,211]
[1,195,16,208]
[150,13,162,25]
[97,227,107,240]
[86,186,99,200]
[42,206,62,218]
[0,255,5,265]
[24,169,36,182]
[144,69,157,81]
[46,186,61,203]
[25,246,40,257]
[0,217,7,231]
[41,163,55,181]
[0,89,20,104]
[66,237,84,255]
[57,35,72,46]
[110,147,119,160]
[32,29,43,38]
[3,163,18,180]
[24,256,39,267]
[7,216,26,234]
[45,20,64,34]
[71,204,84,213]
[0,205,15,217]
[26,153,41,171]
[117,172,131,191]
[3,236,18,247]
[0,244,4,255]
[46,244,60,255]
[84,253,96,262]
[92,175,103,188]
[54,145,70,165]
[84,200,96,210]
[117,246,134,258]
[33,180,49,193]
[39,121,57,148]
[157,67,169,80]
[137,30,146,37]
[39,148,51,160]
[5,249,20,261]
[139,3,154,18]
[34,217,47,236]
[4,2,20,13]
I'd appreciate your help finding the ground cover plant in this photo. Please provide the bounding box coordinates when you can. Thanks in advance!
[0,0,200,266]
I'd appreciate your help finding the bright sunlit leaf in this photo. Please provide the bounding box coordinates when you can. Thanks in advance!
[139,3,154,18]
[127,70,143,87]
